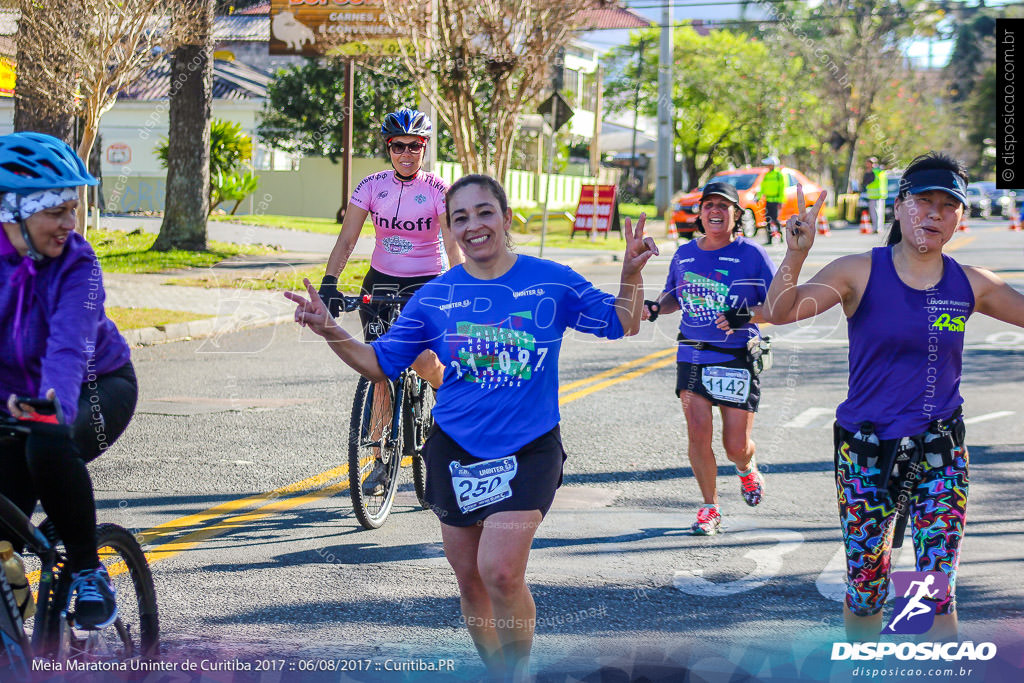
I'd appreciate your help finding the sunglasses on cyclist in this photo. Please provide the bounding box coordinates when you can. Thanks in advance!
[388,141,425,154]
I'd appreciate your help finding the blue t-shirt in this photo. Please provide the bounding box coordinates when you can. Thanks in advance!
[372,255,624,459]
[663,237,776,364]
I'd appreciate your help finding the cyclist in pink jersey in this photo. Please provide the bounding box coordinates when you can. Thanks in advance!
[319,108,461,389]
[319,109,459,496]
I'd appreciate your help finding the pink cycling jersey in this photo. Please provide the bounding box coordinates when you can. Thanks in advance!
[350,169,450,277]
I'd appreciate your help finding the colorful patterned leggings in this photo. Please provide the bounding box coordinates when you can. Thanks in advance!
[835,437,968,616]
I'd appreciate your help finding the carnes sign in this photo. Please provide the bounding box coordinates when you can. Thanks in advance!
[269,0,409,56]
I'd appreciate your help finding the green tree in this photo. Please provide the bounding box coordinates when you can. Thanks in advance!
[603,24,813,187]
[157,119,256,214]
[258,58,456,161]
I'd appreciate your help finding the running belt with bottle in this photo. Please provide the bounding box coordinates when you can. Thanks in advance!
[350,169,450,277]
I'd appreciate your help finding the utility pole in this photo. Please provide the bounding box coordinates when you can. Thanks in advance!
[630,39,646,188]
[655,0,673,218]
[420,0,438,172]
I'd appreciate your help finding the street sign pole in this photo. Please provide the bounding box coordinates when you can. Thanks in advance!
[539,97,558,259]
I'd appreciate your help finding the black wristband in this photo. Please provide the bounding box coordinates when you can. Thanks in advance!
[318,274,342,317]
[644,299,661,322]
[722,305,753,329]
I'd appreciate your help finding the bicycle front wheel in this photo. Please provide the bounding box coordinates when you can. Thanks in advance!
[348,377,402,529]
[407,379,436,510]
[59,524,159,662]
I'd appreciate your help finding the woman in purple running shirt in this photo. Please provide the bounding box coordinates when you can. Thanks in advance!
[765,152,1024,641]
[643,182,775,536]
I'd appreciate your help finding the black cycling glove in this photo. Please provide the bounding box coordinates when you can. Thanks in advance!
[722,305,753,329]
[318,274,342,318]
[644,300,661,322]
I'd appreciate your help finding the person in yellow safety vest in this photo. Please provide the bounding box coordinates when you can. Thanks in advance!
[756,156,787,245]
[861,157,889,233]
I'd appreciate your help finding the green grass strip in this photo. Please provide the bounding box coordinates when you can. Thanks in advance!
[106,307,214,330]
[90,229,279,274]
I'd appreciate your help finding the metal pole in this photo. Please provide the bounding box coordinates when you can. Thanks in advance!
[630,40,645,187]
[539,99,558,259]
[341,58,354,218]
[655,1,674,218]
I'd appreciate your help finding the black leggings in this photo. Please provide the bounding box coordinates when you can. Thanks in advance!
[0,362,137,572]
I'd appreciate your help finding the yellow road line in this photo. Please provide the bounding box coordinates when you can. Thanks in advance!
[946,235,977,252]
[30,339,738,577]
[141,481,349,565]
[558,347,676,393]
[135,464,348,547]
[560,356,676,405]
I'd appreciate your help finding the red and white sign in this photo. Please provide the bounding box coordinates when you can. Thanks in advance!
[573,184,620,235]
[106,143,131,165]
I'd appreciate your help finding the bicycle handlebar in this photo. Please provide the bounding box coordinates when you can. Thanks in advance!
[338,293,412,314]
[0,396,65,437]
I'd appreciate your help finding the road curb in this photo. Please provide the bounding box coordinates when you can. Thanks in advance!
[121,314,294,348]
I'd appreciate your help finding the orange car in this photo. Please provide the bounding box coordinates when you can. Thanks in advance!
[671,166,825,238]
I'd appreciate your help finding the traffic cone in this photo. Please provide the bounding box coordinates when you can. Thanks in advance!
[817,211,831,236]
[957,216,969,232]
[667,221,678,239]
[1009,215,1021,231]
[859,210,872,234]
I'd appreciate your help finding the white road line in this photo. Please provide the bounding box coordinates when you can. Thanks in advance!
[673,530,803,597]
[963,411,1015,425]
[783,407,835,429]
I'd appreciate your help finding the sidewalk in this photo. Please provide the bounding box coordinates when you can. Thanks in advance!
[100,215,674,347]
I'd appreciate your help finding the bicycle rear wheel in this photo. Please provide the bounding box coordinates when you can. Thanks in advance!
[62,523,159,661]
[348,377,402,529]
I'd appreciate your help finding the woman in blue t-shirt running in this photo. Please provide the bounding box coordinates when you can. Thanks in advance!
[643,181,777,535]
[286,174,657,681]
[765,152,1024,641]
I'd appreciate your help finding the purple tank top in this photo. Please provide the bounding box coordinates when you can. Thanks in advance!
[836,247,974,439]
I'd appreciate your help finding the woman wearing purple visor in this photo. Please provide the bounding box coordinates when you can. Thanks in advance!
[764,152,1024,640]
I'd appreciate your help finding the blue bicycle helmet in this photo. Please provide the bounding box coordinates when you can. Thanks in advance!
[380,108,432,141]
[0,132,96,194]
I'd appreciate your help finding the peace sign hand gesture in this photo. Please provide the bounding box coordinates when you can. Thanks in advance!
[621,213,659,279]
[284,278,342,339]
[784,184,827,255]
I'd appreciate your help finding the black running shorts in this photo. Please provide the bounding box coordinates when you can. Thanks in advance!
[422,425,567,527]
[676,357,761,412]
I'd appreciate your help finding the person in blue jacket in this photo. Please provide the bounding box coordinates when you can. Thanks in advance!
[285,174,658,682]
[0,132,135,630]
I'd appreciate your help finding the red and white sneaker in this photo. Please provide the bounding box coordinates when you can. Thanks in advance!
[691,505,722,535]
[739,467,765,507]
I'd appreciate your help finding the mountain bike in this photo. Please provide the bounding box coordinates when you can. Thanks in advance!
[341,293,436,529]
[0,411,159,680]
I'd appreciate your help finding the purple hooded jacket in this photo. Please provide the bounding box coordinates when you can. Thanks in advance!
[1,228,130,423]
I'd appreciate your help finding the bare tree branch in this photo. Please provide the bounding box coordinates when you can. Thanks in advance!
[380,0,592,180]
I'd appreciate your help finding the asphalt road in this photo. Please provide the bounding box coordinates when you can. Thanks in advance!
[48,221,1024,681]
